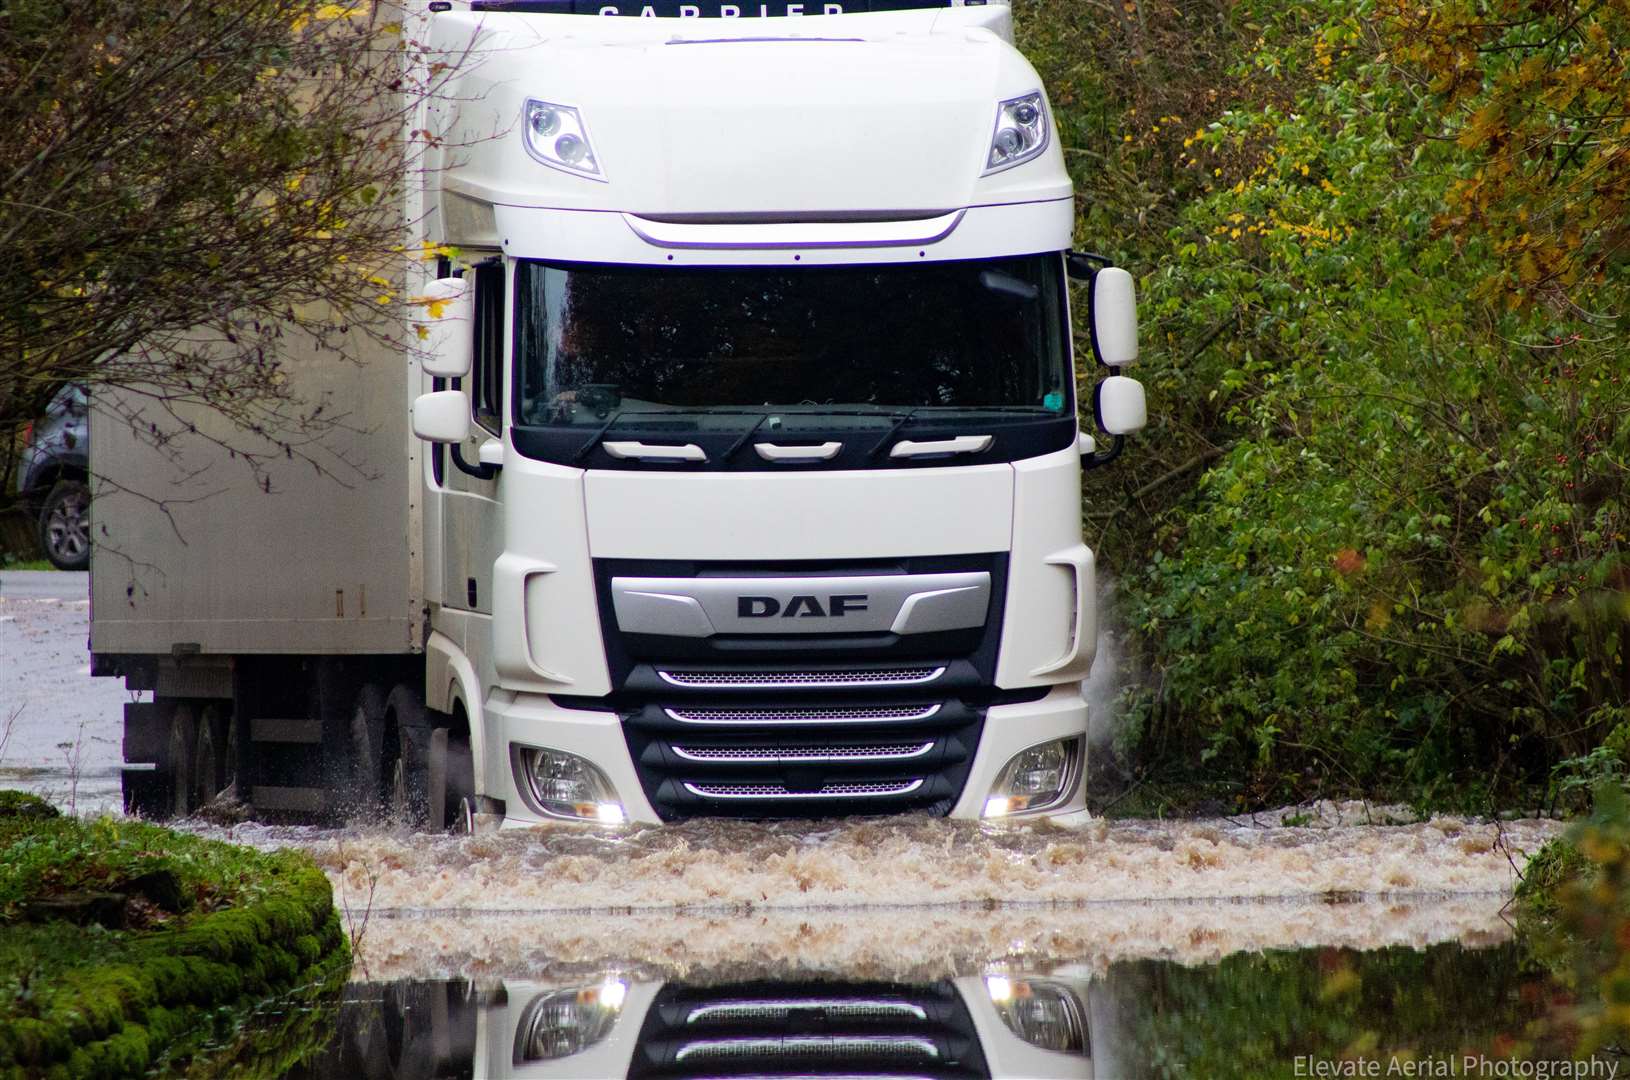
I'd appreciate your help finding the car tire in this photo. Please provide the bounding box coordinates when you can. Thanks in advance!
[38,479,91,571]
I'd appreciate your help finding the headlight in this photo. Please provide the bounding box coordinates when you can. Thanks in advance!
[982,735,1081,817]
[985,976,1090,1055]
[518,747,626,824]
[522,99,606,181]
[513,980,627,1063]
[984,91,1049,175]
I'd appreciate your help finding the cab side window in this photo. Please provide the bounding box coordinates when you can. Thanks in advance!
[471,261,504,435]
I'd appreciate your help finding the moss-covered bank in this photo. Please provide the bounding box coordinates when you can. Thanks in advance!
[0,792,349,1079]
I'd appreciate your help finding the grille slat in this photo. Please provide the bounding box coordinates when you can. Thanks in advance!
[685,998,930,1024]
[665,704,943,726]
[683,779,925,800]
[674,1035,941,1063]
[658,666,946,689]
[672,741,934,764]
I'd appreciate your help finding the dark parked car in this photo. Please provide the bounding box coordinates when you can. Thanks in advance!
[19,385,90,570]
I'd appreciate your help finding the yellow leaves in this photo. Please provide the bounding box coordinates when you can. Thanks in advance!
[1458,103,1503,149]
[1366,598,1392,633]
[291,2,362,31]
[418,240,461,263]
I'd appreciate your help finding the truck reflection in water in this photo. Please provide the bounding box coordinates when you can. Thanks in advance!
[293,973,1093,1079]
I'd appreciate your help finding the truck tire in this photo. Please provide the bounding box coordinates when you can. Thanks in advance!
[385,684,430,829]
[193,702,233,806]
[167,703,199,819]
[37,479,91,571]
[193,722,218,809]
[121,768,166,819]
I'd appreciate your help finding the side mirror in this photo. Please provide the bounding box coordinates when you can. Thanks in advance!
[418,277,473,379]
[1093,374,1147,435]
[412,390,471,444]
[1089,266,1139,368]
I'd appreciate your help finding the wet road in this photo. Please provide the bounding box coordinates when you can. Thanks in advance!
[0,570,131,814]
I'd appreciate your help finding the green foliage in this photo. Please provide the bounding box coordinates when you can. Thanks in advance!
[1021,0,1629,809]
[0,794,349,1078]
[1104,941,1573,1078]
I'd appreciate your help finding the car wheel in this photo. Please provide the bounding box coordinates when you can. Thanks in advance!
[38,479,91,571]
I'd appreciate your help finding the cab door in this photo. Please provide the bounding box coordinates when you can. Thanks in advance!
[440,259,505,615]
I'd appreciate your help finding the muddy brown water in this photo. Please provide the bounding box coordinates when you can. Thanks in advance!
[168,808,1619,1079]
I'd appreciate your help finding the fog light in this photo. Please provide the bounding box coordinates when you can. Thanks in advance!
[987,977,1089,1055]
[983,736,1080,817]
[520,747,626,824]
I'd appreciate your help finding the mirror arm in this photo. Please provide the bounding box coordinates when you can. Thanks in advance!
[1081,434,1127,471]
[450,442,500,480]
[1066,251,1115,281]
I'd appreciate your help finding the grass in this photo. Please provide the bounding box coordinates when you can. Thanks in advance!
[0,558,54,572]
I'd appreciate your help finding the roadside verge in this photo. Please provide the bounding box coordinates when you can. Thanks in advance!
[0,791,349,1078]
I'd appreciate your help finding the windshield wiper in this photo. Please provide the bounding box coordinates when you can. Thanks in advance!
[867,407,921,459]
[720,413,773,463]
[573,409,626,463]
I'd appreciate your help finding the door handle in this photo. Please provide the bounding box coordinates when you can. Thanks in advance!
[602,441,708,462]
[888,435,994,459]
[754,441,843,462]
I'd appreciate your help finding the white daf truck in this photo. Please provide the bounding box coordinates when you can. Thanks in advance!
[90,0,1147,830]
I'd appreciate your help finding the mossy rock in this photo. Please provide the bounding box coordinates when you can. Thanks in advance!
[0,794,350,1078]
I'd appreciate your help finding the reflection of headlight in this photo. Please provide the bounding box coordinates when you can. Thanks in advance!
[513,980,626,1063]
[985,977,1089,1055]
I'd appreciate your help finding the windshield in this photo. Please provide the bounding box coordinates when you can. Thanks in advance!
[512,255,1071,432]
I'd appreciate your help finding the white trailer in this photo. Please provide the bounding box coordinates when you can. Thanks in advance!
[91,0,1147,829]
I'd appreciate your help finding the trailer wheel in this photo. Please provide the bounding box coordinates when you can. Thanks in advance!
[384,684,430,829]
[121,768,166,819]
[348,683,388,821]
[167,704,199,819]
[193,702,233,806]
[193,722,218,809]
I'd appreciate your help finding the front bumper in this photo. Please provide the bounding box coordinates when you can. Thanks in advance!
[484,684,1088,827]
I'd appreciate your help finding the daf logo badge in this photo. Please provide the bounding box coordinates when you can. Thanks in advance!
[737,595,869,619]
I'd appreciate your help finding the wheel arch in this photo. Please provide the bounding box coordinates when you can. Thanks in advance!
[425,630,485,797]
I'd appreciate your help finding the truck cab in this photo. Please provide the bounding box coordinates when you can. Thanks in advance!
[409,0,1145,827]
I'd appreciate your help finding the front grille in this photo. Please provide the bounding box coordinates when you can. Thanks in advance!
[666,704,943,725]
[625,699,984,820]
[683,779,926,800]
[658,666,946,689]
[627,980,990,1080]
[672,742,934,763]
[599,555,1006,821]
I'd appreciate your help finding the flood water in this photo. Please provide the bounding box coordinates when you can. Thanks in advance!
[166,808,1624,1079]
